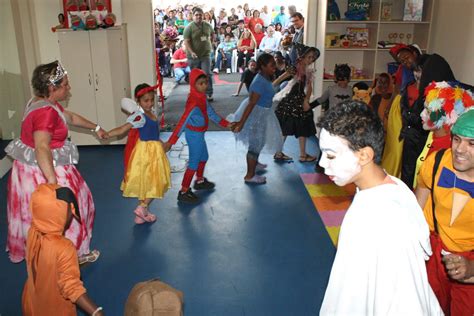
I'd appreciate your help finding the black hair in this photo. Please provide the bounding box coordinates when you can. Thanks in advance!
[353,81,369,90]
[291,12,304,20]
[192,7,203,14]
[334,63,351,82]
[134,83,151,99]
[317,100,385,164]
[31,60,65,97]
[256,53,275,71]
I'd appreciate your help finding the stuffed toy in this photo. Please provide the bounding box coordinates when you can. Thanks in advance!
[95,0,106,11]
[85,13,98,30]
[103,12,116,28]
[70,14,85,30]
[353,81,372,104]
[327,0,341,21]
[66,0,79,12]
[78,0,89,11]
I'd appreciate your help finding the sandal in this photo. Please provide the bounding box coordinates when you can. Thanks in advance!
[244,175,266,184]
[273,152,293,162]
[134,205,157,224]
[79,249,100,265]
[256,162,267,172]
[299,154,317,163]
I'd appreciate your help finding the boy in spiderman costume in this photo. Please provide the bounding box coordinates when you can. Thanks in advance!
[163,69,232,203]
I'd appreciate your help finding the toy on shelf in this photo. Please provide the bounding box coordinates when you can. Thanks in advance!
[347,27,369,48]
[51,13,66,32]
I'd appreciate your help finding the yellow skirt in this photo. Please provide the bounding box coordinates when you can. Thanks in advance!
[121,139,171,200]
[381,95,403,178]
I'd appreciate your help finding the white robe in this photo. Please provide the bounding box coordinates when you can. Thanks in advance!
[320,176,443,316]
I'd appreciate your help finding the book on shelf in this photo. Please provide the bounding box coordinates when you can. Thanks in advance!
[346,27,369,48]
[403,0,423,21]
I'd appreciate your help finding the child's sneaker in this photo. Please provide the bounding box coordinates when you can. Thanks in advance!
[213,68,219,74]
[226,68,231,74]
[177,188,200,203]
[239,68,244,74]
[193,177,215,190]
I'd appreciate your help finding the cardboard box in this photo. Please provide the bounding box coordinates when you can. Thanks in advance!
[347,27,369,47]
[325,33,340,48]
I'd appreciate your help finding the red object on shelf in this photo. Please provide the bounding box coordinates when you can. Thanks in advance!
[62,0,112,28]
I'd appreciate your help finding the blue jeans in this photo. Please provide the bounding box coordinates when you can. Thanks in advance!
[188,56,213,97]
[174,66,190,83]
[216,52,232,70]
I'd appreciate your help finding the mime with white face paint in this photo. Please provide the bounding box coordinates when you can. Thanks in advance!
[318,100,442,315]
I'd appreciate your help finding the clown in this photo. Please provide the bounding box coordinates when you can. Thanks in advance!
[415,110,474,315]
[413,81,474,187]
[164,69,231,203]
[318,100,442,315]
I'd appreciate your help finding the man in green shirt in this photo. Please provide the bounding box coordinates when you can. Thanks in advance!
[183,7,215,101]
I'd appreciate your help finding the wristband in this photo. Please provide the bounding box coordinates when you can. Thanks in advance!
[91,124,101,133]
[92,306,103,316]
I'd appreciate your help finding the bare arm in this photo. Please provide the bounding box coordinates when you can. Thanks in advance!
[303,79,313,111]
[233,82,244,96]
[414,186,430,209]
[107,123,133,138]
[76,294,104,315]
[183,39,197,58]
[33,131,56,184]
[63,110,107,139]
[272,70,292,86]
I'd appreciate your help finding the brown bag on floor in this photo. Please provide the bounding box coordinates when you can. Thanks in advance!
[124,279,184,316]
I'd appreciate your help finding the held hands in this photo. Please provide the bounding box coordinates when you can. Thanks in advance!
[443,254,474,282]
[95,127,109,140]
[231,121,242,133]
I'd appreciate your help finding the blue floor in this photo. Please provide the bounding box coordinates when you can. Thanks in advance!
[0,132,335,315]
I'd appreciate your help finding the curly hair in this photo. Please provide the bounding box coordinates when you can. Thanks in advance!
[31,61,65,97]
[317,100,385,164]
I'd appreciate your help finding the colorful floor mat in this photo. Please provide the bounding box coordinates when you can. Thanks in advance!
[300,173,356,246]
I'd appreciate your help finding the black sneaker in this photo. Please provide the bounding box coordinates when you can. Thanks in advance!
[193,178,215,190]
[177,189,199,203]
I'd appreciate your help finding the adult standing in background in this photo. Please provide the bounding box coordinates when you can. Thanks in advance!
[273,6,289,28]
[260,6,272,27]
[289,12,305,65]
[183,7,215,101]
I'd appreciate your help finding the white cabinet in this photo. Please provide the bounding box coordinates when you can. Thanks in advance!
[57,26,130,145]
[321,0,435,91]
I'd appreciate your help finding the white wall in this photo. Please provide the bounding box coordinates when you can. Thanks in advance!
[122,0,155,91]
[0,1,21,73]
[33,0,62,63]
[430,0,474,84]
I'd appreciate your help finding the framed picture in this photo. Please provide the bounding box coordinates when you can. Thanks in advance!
[403,0,423,21]
[381,2,392,21]
[347,27,369,48]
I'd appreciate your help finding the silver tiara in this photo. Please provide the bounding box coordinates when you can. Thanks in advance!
[48,61,67,85]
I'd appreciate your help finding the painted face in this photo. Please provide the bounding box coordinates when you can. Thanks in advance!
[137,92,155,112]
[319,128,361,186]
[195,76,208,93]
[451,134,474,173]
[420,107,435,130]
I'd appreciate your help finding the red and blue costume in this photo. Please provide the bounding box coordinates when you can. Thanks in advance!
[167,69,229,192]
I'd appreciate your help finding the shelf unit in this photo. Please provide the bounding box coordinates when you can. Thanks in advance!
[321,0,435,91]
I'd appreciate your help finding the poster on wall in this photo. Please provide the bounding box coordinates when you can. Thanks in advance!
[62,0,112,28]
[403,0,423,21]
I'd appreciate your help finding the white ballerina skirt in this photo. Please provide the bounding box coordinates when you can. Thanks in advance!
[228,98,283,154]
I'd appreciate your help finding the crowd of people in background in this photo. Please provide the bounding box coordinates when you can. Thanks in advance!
[154,3,303,78]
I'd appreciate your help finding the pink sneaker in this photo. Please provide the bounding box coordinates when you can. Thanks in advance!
[134,205,157,224]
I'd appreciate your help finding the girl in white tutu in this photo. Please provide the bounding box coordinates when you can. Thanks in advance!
[231,53,283,184]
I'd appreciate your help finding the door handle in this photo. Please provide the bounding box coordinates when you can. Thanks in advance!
[88,73,92,85]
[95,74,99,86]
